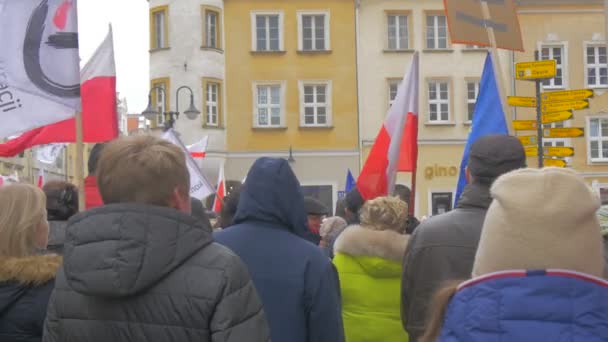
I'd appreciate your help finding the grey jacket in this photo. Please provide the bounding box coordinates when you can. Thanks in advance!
[400,183,492,341]
[47,221,66,255]
[43,204,270,342]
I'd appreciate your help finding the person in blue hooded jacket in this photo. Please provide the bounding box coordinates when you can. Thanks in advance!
[421,168,608,342]
[214,158,345,342]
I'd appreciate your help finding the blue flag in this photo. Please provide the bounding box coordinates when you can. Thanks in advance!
[345,169,356,193]
[454,53,508,206]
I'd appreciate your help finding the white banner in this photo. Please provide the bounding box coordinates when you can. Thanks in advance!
[162,129,214,200]
[0,0,81,139]
[37,143,65,164]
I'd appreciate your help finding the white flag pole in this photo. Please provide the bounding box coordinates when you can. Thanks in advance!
[75,111,85,211]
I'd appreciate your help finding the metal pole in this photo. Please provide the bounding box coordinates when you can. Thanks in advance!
[535,50,544,168]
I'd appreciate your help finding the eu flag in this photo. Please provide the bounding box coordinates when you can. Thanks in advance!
[345,169,356,193]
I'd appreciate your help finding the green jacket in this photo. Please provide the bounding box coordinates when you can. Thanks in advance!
[333,225,409,342]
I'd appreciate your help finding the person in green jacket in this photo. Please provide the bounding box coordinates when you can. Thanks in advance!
[333,196,410,342]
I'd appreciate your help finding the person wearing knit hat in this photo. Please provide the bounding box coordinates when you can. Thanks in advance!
[421,168,608,342]
[333,196,411,342]
[401,135,527,341]
[319,216,348,258]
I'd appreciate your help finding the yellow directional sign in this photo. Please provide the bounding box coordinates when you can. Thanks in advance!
[541,89,594,103]
[516,60,556,80]
[513,120,538,131]
[518,135,537,146]
[507,96,537,107]
[544,158,567,168]
[542,111,573,124]
[543,127,584,138]
[525,147,575,158]
[542,100,589,113]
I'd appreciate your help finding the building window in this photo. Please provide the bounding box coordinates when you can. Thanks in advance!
[254,83,283,127]
[586,45,608,88]
[252,12,283,51]
[298,12,330,51]
[151,78,170,128]
[426,15,447,49]
[299,81,332,127]
[428,81,450,122]
[202,7,222,49]
[150,6,168,49]
[466,81,479,122]
[388,80,400,108]
[430,191,453,216]
[588,117,608,162]
[203,78,222,127]
[540,45,565,88]
[387,14,408,50]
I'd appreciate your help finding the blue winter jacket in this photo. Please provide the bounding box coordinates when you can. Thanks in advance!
[214,158,344,342]
[439,270,608,342]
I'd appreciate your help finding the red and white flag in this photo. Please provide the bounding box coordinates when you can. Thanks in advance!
[0,0,81,139]
[213,164,225,213]
[357,52,419,200]
[37,168,45,188]
[0,26,118,157]
[188,136,209,158]
[0,176,4,188]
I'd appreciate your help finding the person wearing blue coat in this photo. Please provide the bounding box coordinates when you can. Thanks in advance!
[421,168,608,342]
[214,158,344,342]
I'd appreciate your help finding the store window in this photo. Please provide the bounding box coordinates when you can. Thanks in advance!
[430,191,453,216]
[301,185,334,215]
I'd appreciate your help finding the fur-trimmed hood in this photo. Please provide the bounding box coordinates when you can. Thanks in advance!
[334,225,409,262]
[0,254,62,286]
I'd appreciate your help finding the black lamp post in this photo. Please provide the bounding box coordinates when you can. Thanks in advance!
[142,85,201,131]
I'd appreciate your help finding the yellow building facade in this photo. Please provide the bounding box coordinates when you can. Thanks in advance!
[224,0,359,211]
[515,0,608,201]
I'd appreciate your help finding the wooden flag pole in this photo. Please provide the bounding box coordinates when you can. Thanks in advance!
[481,1,514,135]
[75,111,86,211]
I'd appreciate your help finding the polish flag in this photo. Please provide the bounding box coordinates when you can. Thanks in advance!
[188,136,209,158]
[0,176,4,188]
[357,52,419,201]
[37,168,45,188]
[0,26,118,157]
[213,164,225,213]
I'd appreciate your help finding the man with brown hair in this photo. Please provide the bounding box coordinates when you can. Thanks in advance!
[43,135,270,342]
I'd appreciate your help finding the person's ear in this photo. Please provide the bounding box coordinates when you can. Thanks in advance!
[465,167,473,184]
[169,188,191,214]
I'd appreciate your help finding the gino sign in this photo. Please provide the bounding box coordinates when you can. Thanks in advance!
[425,164,459,180]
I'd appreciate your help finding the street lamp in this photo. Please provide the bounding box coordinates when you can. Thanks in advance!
[142,85,201,131]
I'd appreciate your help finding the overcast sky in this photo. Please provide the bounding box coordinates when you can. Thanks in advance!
[79,0,149,114]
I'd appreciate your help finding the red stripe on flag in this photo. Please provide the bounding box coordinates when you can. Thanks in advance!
[190,152,206,158]
[357,125,391,200]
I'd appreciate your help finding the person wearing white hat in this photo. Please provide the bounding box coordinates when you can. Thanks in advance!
[421,167,608,342]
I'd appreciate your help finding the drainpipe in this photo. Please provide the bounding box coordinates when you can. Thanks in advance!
[355,0,363,173]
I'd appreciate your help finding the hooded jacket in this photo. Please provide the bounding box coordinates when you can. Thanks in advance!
[333,225,409,342]
[439,270,608,341]
[401,182,492,341]
[214,158,344,342]
[43,204,270,342]
[0,254,61,342]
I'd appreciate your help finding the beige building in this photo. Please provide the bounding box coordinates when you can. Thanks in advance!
[357,0,511,217]
[515,0,608,202]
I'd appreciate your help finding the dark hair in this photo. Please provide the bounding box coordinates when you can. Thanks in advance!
[190,197,212,230]
[335,198,347,219]
[393,184,411,206]
[344,188,365,224]
[88,143,106,174]
[42,180,78,221]
[218,187,241,228]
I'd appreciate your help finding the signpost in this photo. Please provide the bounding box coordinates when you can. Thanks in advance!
[518,135,537,146]
[525,147,575,158]
[543,159,567,168]
[513,120,537,131]
[508,96,536,107]
[541,89,594,102]
[542,111,573,124]
[543,127,585,138]
[516,60,557,80]
[542,100,589,113]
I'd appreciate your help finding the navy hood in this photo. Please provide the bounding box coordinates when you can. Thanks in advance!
[234,158,314,242]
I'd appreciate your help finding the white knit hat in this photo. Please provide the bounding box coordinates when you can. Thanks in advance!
[472,167,604,278]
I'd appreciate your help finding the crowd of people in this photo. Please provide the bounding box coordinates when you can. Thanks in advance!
[0,134,607,342]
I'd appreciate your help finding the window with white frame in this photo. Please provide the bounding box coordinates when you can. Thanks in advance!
[298,12,330,51]
[428,81,450,122]
[255,84,282,127]
[586,44,608,88]
[152,9,167,49]
[300,82,331,126]
[253,13,282,51]
[388,80,400,108]
[387,14,408,50]
[588,117,608,161]
[540,45,565,88]
[152,81,167,126]
[205,11,218,48]
[466,81,479,122]
[426,15,447,49]
[206,82,219,126]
